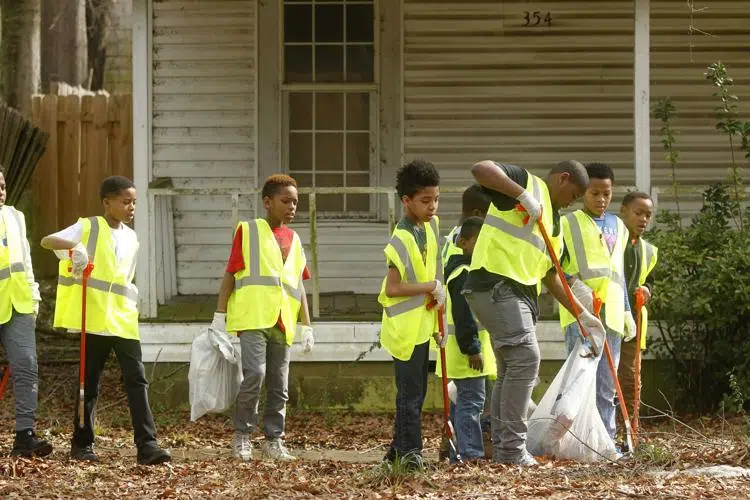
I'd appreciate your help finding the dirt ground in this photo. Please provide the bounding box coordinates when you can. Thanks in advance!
[0,365,748,498]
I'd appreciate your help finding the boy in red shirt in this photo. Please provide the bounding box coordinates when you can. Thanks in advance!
[211,174,313,462]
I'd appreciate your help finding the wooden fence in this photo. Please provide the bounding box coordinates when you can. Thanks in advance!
[30,94,133,277]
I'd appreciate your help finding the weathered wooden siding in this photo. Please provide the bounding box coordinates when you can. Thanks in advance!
[403,0,636,219]
[104,0,134,93]
[650,0,750,217]
[152,0,258,295]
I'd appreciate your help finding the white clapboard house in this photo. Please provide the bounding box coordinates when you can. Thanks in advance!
[129,0,750,363]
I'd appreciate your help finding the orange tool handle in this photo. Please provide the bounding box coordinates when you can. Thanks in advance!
[78,263,94,428]
[632,288,646,446]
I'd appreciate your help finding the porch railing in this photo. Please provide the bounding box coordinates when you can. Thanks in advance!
[147,185,467,319]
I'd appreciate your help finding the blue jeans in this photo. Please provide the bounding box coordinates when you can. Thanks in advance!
[388,341,429,458]
[564,323,622,440]
[450,377,486,461]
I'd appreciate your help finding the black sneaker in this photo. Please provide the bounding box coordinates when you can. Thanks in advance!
[137,444,171,465]
[11,430,53,458]
[71,443,99,462]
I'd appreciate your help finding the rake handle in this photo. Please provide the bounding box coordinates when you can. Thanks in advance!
[78,263,94,428]
[632,289,646,447]
[0,367,10,400]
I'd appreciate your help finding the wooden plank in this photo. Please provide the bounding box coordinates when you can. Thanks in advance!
[30,96,60,277]
[59,96,81,226]
[114,95,134,179]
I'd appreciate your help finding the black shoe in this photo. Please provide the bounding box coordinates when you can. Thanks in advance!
[71,443,99,462]
[137,444,171,465]
[11,430,53,458]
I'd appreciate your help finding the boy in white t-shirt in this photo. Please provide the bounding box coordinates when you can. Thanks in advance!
[41,176,170,465]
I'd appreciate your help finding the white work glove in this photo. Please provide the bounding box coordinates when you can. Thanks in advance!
[623,312,637,342]
[570,279,594,314]
[447,381,457,404]
[70,242,89,277]
[297,324,314,352]
[579,309,606,346]
[210,312,227,333]
[431,280,446,308]
[33,301,39,316]
[516,189,542,224]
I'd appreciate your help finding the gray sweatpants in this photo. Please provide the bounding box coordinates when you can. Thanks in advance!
[0,312,39,431]
[464,281,540,462]
[234,326,291,439]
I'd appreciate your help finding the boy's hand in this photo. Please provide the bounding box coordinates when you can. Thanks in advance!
[70,242,89,277]
[431,280,446,308]
[516,190,542,224]
[210,312,227,333]
[433,331,447,348]
[468,353,484,372]
[297,325,315,352]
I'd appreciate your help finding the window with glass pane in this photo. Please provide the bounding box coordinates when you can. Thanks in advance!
[283,0,375,216]
[288,91,372,214]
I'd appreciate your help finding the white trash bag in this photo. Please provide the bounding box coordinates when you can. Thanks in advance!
[189,327,243,422]
[527,329,617,462]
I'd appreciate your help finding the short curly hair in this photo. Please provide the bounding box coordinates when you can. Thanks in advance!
[585,162,615,183]
[396,158,440,198]
[100,176,135,200]
[262,174,298,198]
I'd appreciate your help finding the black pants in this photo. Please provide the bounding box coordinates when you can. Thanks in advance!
[72,334,158,449]
[389,341,430,457]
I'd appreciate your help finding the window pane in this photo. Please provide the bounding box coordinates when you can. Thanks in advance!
[289,133,313,173]
[315,45,344,82]
[284,4,312,43]
[291,172,313,213]
[346,4,374,43]
[289,92,313,130]
[346,45,374,82]
[346,93,369,130]
[346,132,370,173]
[346,172,371,212]
[315,4,343,43]
[285,45,313,83]
[315,93,343,130]
[315,133,344,173]
[317,173,344,212]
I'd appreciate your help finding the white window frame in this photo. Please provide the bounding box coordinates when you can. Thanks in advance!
[279,0,380,220]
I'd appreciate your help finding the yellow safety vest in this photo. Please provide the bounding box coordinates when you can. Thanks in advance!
[560,211,629,334]
[378,217,441,361]
[441,225,462,263]
[636,238,658,349]
[226,219,305,345]
[435,264,497,380]
[0,206,35,323]
[54,217,140,339]
[470,173,562,286]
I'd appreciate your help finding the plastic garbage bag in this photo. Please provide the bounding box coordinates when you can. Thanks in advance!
[527,329,617,462]
[189,327,243,422]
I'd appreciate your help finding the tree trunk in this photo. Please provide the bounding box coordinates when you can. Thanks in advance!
[41,0,87,91]
[86,0,113,91]
[0,0,41,116]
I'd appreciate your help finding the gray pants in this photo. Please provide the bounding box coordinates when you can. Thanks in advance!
[234,327,291,439]
[465,281,539,461]
[0,312,39,431]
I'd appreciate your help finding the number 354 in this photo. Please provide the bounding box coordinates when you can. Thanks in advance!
[523,11,552,27]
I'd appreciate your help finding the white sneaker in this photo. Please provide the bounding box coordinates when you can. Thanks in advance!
[232,431,252,462]
[496,450,539,467]
[261,438,296,461]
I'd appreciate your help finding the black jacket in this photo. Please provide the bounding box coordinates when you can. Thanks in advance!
[445,253,481,356]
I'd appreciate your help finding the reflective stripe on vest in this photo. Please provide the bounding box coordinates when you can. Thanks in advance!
[0,206,35,322]
[379,216,440,361]
[566,213,624,286]
[53,216,140,339]
[482,176,545,254]
[382,217,442,319]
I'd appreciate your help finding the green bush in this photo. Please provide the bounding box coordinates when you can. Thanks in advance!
[649,62,750,413]
[648,187,750,412]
